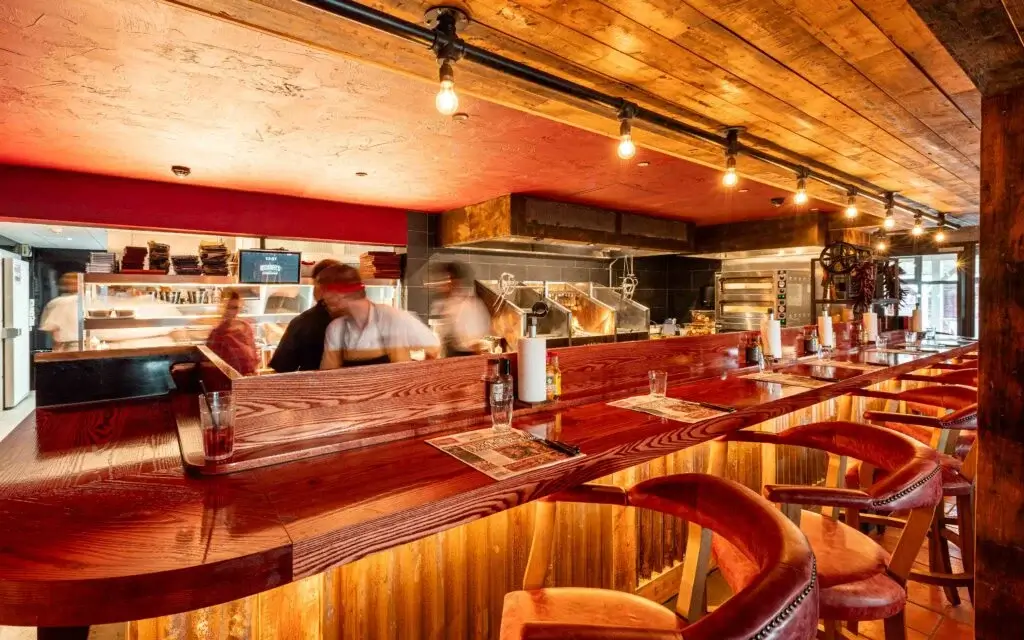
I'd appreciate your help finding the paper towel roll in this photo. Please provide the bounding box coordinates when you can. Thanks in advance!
[517,336,548,403]
[764,319,782,359]
[863,312,878,341]
[911,308,922,332]
[817,315,834,348]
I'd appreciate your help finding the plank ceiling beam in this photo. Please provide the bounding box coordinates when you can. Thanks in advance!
[168,0,958,229]
[906,0,1024,96]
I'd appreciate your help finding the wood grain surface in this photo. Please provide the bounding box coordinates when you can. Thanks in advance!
[0,337,974,626]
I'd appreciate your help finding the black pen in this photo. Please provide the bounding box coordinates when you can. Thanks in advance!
[691,400,737,413]
[536,437,581,457]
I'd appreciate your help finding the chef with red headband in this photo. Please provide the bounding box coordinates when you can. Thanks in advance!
[319,264,440,369]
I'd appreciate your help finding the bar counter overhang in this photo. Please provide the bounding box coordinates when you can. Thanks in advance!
[0,328,976,634]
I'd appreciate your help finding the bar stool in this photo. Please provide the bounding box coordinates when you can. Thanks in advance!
[896,368,978,388]
[843,387,978,605]
[711,421,942,639]
[499,474,819,640]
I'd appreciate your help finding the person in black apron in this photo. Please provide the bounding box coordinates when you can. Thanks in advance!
[431,261,492,357]
[318,264,440,369]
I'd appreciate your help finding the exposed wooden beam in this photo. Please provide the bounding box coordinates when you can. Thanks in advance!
[692,214,827,253]
[907,0,1024,95]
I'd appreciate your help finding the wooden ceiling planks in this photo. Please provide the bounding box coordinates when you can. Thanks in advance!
[905,0,1024,97]
[374,0,977,215]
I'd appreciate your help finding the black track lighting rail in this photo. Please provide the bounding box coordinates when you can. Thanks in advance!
[297,0,960,229]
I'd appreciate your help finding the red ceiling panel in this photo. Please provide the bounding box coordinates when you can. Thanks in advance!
[0,0,834,224]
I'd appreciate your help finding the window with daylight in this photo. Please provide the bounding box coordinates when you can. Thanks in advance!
[897,254,961,335]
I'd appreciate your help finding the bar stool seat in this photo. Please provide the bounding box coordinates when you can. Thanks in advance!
[817,572,906,621]
[500,589,688,639]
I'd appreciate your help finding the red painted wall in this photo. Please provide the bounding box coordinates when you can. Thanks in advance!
[0,165,409,246]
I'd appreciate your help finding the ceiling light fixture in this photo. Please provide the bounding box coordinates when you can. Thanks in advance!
[637,161,650,167]
[882,192,896,230]
[844,188,858,218]
[934,213,947,243]
[793,170,808,205]
[912,213,924,237]
[722,127,742,188]
[874,230,888,252]
[616,102,638,159]
[425,7,467,117]
[171,165,191,178]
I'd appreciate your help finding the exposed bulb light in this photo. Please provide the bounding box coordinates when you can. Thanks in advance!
[883,213,895,230]
[882,192,896,229]
[934,229,946,243]
[875,237,887,252]
[435,60,459,116]
[911,214,924,237]
[722,155,738,188]
[617,117,637,159]
[793,173,808,205]
[844,189,858,218]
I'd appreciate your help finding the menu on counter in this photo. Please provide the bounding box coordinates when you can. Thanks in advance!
[741,372,832,389]
[427,428,582,480]
[608,396,728,423]
[867,347,937,355]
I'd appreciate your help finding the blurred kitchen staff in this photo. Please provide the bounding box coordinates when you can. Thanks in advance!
[206,289,258,375]
[39,273,81,351]
[319,264,439,369]
[269,259,342,372]
[431,261,491,357]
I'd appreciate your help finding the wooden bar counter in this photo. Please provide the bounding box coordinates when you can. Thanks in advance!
[0,330,976,637]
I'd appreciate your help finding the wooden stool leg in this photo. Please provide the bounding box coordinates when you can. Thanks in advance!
[38,628,90,640]
[883,610,907,640]
[928,503,961,607]
[956,492,976,603]
[822,619,840,640]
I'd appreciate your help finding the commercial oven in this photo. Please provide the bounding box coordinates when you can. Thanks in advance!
[714,269,812,332]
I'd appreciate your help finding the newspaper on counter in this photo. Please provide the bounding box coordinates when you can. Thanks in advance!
[741,372,832,389]
[607,395,727,423]
[815,359,887,371]
[427,428,581,480]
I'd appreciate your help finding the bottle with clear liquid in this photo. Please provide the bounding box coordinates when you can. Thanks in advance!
[490,358,514,432]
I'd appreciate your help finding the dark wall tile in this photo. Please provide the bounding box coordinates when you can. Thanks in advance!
[406,285,429,318]
[407,212,430,233]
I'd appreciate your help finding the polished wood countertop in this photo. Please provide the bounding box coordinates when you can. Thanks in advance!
[0,342,975,626]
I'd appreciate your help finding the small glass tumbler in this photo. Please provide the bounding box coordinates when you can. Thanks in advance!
[876,334,889,350]
[906,331,919,348]
[490,381,514,432]
[649,370,668,397]
[200,391,235,463]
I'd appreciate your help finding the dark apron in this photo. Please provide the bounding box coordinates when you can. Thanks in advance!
[341,313,391,367]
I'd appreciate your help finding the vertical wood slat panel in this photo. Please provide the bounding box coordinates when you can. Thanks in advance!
[129,399,841,640]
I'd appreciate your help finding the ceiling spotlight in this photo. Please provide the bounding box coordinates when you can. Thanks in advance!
[171,165,191,178]
[451,112,470,122]
[793,171,808,205]
[355,171,368,177]
[912,214,924,236]
[934,212,947,242]
[844,188,858,218]
[435,60,459,116]
[883,192,896,229]
[616,104,638,160]
[637,161,650,168]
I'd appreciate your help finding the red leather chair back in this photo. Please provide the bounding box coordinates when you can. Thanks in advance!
[628,474,817,640]
[898,385,977,415]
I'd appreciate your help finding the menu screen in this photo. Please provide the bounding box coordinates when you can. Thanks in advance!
[237,250,301,284]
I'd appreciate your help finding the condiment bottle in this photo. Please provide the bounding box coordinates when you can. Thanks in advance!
[545,352,562,401]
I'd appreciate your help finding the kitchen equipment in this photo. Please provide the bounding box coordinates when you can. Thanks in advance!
[715,269,812,332]
[2,256,30,408]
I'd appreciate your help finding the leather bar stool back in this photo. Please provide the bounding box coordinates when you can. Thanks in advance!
[711,421,942,640]
[897,367,978,387]
[499,474,818,640]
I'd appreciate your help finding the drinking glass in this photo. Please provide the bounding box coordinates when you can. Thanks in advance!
[649,370,668,397]
[876,335,888,350]
[199,391,234,462]
[490,382,514,432]
[906,331,919,347]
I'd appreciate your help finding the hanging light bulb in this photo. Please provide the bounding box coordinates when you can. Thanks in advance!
[844,189,858,218]
[617,117,636,159]
[435,60,459,116]
[934,213,947,242]
[875,236,887,252]
[883,212,896,230]
[883,192,896,229]
[934,228,946,242]
[722,154,738,187]
[911,214,924,236]
[793,172,808,205]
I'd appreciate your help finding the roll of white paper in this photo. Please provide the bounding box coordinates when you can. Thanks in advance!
[911,308,923,332]
[863,312,878,341]
[817,315,834,348]
[765,319,782,359]
[517,336,548,403]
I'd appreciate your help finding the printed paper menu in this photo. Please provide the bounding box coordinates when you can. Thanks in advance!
[607,396,727,423]
[427,428,581,480]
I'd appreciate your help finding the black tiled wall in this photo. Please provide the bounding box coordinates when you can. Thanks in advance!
[404,212,720,324]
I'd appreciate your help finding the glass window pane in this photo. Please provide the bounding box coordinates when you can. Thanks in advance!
[898,257,916,280]
[899,283,920,316]
[921,254,958,281]
[921,283,958,334]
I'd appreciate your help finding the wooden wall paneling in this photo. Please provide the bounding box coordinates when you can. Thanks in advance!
[975,84,1024,637]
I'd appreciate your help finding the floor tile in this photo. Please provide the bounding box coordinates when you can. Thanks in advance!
[931,617,974,639]
[905,601,943,635]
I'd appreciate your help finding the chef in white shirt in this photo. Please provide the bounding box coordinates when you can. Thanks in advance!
[39,273,81,351]
[430,261,492,357]
[319,264,440,369]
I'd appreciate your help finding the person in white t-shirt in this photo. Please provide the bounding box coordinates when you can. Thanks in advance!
[430,261,492,357]
[39,273,82,351]
[319,264,439,369]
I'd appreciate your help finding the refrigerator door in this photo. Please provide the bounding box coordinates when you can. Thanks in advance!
[3,258,30,408]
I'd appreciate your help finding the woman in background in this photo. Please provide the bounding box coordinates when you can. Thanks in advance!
[206,289,258,375]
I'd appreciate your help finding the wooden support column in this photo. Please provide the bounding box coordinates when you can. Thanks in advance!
[977,85,1024,636]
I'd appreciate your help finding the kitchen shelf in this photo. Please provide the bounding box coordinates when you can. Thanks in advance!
[84,313,300,330]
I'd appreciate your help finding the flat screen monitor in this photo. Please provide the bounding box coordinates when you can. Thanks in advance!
[237,250,301,284]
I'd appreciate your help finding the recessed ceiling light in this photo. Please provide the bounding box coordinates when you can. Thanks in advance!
[810,207,820,212]
[355,171,368,177]
[171,165,191,178]
[49,226,63,234]
[452,112,470,122]
[738,188,749,193]
[637,161,650,167]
